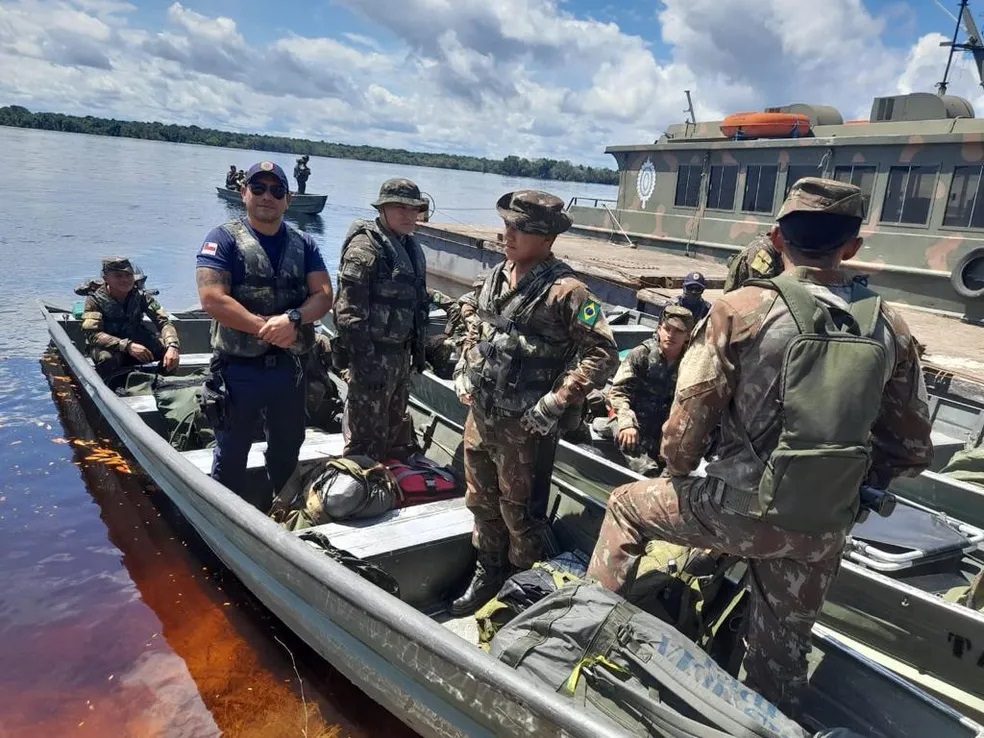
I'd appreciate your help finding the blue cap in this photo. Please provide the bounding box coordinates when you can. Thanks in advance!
[245,161,289,190]
[682,271,706,289]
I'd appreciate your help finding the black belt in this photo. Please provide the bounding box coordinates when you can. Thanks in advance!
[215,350,294,368]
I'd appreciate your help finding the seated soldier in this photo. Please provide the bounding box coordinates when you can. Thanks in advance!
[81,258,181,378]
[425,278,482,378]
[225,165,238,189]
[674,271,712,322]
[591,306,694,476]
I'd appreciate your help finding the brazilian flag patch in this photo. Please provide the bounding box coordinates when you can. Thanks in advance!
[577,299,601,328]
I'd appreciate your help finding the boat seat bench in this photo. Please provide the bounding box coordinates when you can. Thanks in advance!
[85,352,213,371]
[299,497,473,612]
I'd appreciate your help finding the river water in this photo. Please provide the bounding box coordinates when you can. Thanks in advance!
[0,126,617,737]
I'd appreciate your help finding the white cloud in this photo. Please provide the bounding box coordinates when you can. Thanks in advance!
[2,0,984,168]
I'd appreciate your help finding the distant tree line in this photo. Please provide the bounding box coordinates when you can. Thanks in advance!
[0,105,619,185]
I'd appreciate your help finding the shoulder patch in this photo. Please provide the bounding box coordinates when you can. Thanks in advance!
[577,299,601,328]
[750,249,773,276]
[201,241,218,256]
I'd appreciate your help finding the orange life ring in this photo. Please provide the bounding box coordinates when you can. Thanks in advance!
[719,112,811,139]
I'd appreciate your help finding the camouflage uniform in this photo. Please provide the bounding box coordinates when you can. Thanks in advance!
[334,179,430,461]
[451,190,619,615]
[588,178,934,715]
[82,257,180,378]
[596,305,694,475]
[724,233,783,293]
[425,280,482,377]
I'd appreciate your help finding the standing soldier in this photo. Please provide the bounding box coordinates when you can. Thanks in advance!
[225,165,239,189]
[333,178,430,461]
[451,190,619,615]
[724,230,783,292]
[293,155,311,194]
[82,257,181,378]
[196,161,334,509]
[587,178,933,716]
[594,305,694,476]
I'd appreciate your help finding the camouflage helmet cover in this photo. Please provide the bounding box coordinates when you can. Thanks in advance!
[102,257,135,274]
[777,177,865,221]
[661,304,696,333]
[496,190,573,236]
[372,178,428,211]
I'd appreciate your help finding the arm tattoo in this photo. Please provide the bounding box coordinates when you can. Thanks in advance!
[196,268,231,289]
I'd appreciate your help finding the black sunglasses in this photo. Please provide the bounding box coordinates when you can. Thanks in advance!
[247,182,288,199]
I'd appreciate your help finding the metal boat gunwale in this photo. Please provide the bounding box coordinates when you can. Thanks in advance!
[40,302,635,738]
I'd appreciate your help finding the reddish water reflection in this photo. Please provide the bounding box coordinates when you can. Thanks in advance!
[0,353,417,737]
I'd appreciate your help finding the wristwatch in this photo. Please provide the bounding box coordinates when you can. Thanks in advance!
[286,309,303,327]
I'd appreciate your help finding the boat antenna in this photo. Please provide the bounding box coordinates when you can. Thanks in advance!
[684,90,697,129]
[937,0,984,95]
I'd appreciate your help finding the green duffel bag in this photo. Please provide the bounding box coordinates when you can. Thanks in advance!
[491,582,807,738]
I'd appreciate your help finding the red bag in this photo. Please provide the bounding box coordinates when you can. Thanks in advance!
[383,454,460,507]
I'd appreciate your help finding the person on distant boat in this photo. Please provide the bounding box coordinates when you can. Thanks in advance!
[723,231,783,292]
[592,305,694,477]
[196,160,334,510]
[225,165,238,190]
[235,169,246,188]
[81,257,181,379]
[332,178,430,462]
[587,177,934,718]
[294,155,311,195]
[450,190,619,616]
[673,271,712,322]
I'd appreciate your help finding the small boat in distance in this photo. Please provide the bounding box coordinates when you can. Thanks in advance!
[215,186,327,215]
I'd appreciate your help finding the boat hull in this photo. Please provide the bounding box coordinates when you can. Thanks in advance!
[215,186,327,215]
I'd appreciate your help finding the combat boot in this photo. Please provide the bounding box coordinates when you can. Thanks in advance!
[450,553,508,616]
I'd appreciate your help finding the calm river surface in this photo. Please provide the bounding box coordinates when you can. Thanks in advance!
[0,126,617,737]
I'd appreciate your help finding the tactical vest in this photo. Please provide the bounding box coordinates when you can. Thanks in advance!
[210,219,314,358]
[87,288,146,340]
[467,259,576,417]
[632,338,678,434]
[714,275,891,535]
[339,219,428,347]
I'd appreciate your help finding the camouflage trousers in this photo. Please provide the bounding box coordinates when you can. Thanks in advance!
[587,474,845,715]
[591,417,663,477]
[342,349,413,461]
[89,329,166,379]
[464,406,554,569]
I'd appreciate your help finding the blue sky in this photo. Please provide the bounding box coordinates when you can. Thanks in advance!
[2,0,983,167]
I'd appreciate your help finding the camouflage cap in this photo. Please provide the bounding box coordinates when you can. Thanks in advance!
[661,304,696,332]
[777,177,865,221]
[102,257,134,274]
[372,178,428,211]
[496,190,573,236]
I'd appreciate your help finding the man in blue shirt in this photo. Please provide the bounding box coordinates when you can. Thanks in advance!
[674,271,712,323]
[196,161,334,509]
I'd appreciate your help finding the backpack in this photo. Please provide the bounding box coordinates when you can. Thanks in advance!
[740,275,889,534]
[270,455,403,531]
[491,583,808,738]
[120,369,215,452]
[475,551,588,649]
[383,454,460,507]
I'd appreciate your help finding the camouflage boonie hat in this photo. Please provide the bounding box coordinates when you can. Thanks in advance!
[496,190,573,236]
[777,177,865,221]
[102,257,134,274]
[372,178,428,211]
[661,304,695,332]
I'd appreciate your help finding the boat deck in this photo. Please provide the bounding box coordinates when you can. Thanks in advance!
[417,222,728,290]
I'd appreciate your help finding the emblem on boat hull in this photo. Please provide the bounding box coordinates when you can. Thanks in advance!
[636,158,656,208]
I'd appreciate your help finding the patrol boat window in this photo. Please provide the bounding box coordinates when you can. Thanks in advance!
[833,165,877,223]
[943,165,984,229]
[706,165,739,210]
[674,164,702,208]
[784,165,821,198]
[880,165,937,226]
[742,164,778,213]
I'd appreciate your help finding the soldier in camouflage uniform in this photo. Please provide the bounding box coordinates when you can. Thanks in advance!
[724,230,784,293]
[593,305,694,476]
[197,161,334,508]
[588,177,934,716]
[333,178,430,461]
[82,257,181,378]
[451,190,619,616]
[425,277,483,377]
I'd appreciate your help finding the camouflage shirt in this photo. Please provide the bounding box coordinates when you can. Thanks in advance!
[723,233,783,293]
[457,256,619,411]
[661,266,933,490]
[608,337,680,438]
[82,286,179,353]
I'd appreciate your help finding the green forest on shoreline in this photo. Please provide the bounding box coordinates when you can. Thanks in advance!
[0,106,619,185]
